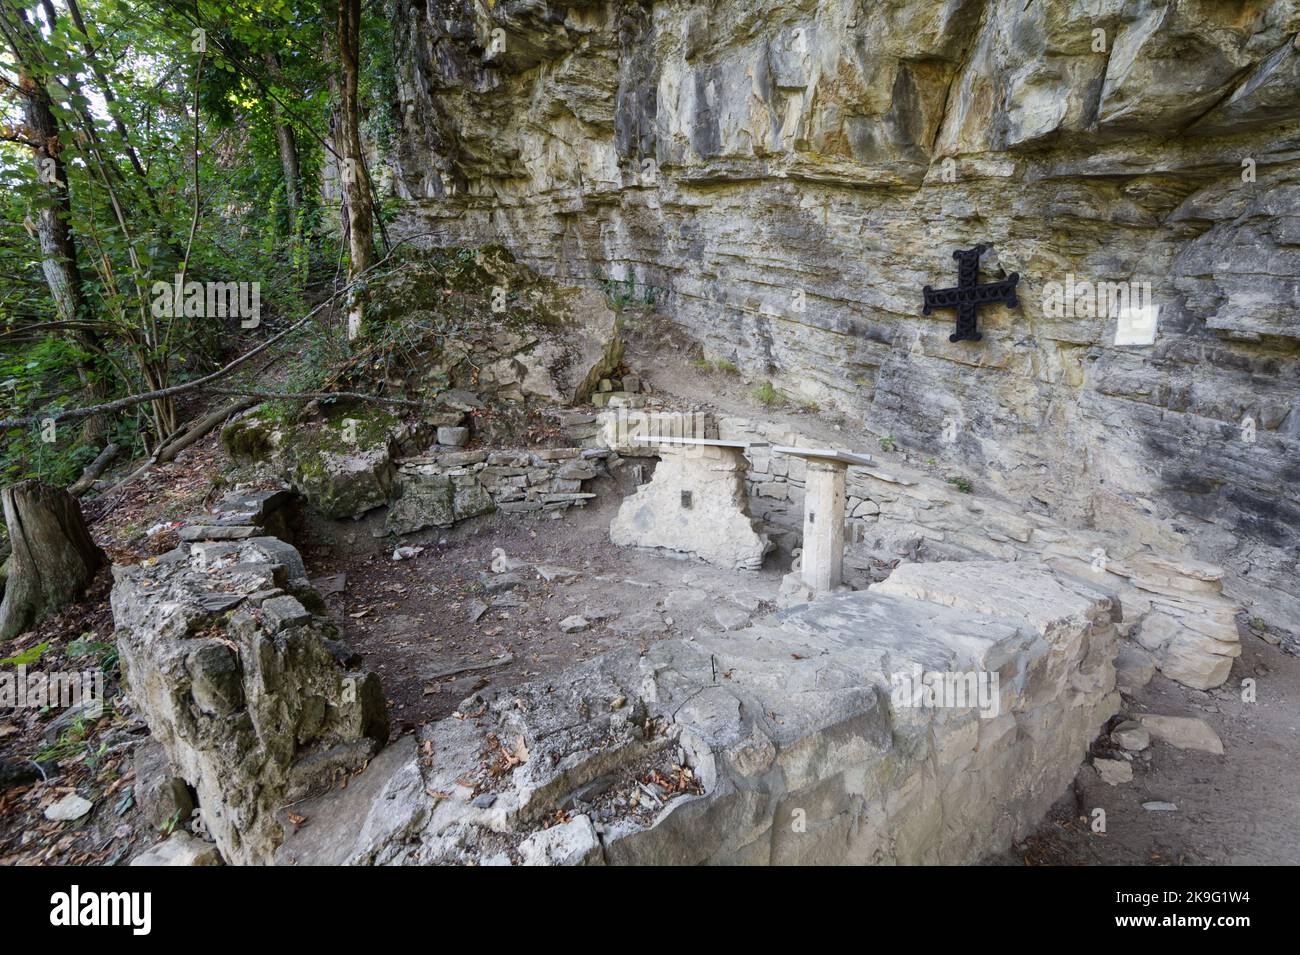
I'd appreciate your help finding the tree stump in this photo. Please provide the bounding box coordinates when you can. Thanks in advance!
[0,480,105,639]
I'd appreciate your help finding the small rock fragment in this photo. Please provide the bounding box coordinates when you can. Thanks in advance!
[130,831,223,866]
[537,564,579,582]
[1137,714,1225,754]
[559,615,589,634]
[1093,758,1133,786]
[44,793,93,822]
[1112,720,1151,752]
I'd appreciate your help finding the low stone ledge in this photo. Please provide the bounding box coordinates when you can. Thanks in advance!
[278,560,1117,865]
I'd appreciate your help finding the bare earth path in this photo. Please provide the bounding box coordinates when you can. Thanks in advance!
[985,631,1300,865]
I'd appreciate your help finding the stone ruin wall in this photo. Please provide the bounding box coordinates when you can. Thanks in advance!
[600,408,1243,690]
[114,485,1125,864]
[390,0,1300,630]
[112,429,1131,865]
[111,491,389,865]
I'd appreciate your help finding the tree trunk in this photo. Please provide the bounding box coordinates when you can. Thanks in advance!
[0,480,105,640]
[2,6,111,441]
[275,115,302,217]
[263,51,302,217]
[337,0,373,280]
[23,83,82,328]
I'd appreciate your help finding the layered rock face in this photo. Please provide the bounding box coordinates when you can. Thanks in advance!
[392,0,1300,626]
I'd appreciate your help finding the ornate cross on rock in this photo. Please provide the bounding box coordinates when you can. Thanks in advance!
[922,244,1020,343]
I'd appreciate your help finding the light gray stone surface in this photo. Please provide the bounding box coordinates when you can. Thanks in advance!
[112,538,389,865]
[610,444,771,570]
[130,831,223,866]
[272,560,1118,865]
[1112,720,1151,752]
[1094,758,1134,786]
[1137,713,1226,754]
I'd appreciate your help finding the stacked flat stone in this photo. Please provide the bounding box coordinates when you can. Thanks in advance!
[386,447,610,535]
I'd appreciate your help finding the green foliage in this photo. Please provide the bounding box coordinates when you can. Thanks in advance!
[66,633,119,673]
[751,380,782,407]
[0,641,49,667]
[691,356,739,376]
[947,475,974,494]
[36,718,89,763]
[1,0,391,459]
[879,435,897,452]
[161,809,182,836]
[601,274,660,311]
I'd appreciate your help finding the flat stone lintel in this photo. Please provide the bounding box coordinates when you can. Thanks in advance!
[772,446,873,467]
[632,436,755,449]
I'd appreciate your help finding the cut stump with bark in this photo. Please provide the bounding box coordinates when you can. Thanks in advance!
[0,480,105,639]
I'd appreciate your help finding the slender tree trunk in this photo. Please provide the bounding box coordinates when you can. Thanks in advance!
[23,81,82,328]
[274,115,302,217]
[337,0,373,280]
[12,45,111,442]
[263,50,302,217]
[0,480,105,640]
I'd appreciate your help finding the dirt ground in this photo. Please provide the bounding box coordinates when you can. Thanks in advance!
[984,631,1300,865]
[300,478,786,728]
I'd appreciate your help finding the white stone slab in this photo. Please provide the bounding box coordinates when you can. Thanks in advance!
[632,436,752,449]
[772,446,873,466]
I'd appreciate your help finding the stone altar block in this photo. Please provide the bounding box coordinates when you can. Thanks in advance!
[609,437,771,570]
[774,446,873,605]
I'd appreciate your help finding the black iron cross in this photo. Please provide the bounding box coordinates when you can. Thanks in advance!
[922,244,1020,343]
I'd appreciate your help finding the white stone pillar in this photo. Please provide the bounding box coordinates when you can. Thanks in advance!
[801,459,846,592]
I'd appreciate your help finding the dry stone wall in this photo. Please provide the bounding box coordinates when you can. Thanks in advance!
[112,491,389,865]
[387,446,613,533]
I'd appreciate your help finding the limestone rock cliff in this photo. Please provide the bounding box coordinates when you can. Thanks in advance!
[390,0,1300,623]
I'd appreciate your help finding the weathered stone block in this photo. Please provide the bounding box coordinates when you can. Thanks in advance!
[610,445,771,571]
[112,539,389,865]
